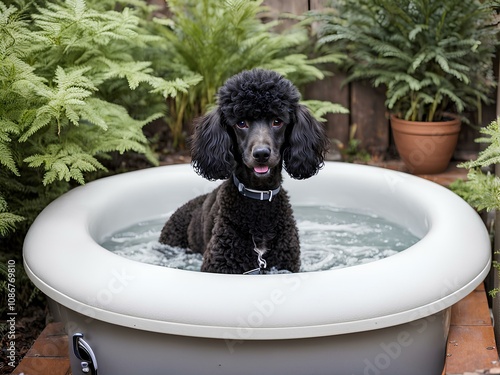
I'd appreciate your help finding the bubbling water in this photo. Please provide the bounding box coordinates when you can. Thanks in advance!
[101,205,420,272]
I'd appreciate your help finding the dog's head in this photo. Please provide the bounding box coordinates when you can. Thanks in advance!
[191,69,329,182]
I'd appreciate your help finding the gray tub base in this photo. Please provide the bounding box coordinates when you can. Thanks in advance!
[51,300,449,375]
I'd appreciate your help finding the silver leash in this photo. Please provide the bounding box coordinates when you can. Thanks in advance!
[243,237,267,274]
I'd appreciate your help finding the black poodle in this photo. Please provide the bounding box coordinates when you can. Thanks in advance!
[159,69,329,274]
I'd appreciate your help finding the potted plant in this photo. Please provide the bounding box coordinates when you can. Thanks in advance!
[315,0,499,174]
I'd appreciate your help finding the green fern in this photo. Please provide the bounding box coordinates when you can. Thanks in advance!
[453,119,500,208]
[462,120,500,169]
[0,119,20,176]
[0,0,195,243]
[153,0,344,147]
[301,99,349,122]
[451,118,500,297]
[19,66,98,140]
[451,119,500,212]
[24,144,105,185]
[452,169,500,212]
[0,197,24,237]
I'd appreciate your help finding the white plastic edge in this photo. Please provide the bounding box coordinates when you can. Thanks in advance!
[23,162,491,339]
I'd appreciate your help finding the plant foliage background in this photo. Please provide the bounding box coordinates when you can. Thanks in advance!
[0,0,190,243]
[153,0,346,146]
[451,119,500,295]
[0,0,196,317]
[0,0,345,324]
[452,120,500,212]
[315,0,499,122]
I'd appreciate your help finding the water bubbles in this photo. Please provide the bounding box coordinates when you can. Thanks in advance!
[293,206,419,271]
[101,205,420,272]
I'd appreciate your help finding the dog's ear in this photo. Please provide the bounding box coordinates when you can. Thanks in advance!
[190,108,235,181]
[283,104,330,180]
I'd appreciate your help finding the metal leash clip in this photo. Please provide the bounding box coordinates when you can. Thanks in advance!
[243,239,268,275]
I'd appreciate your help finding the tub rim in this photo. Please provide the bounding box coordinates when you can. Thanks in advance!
[23,162,491,340]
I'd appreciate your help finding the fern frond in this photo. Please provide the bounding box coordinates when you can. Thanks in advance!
[438,87,465,112]
[24,143,106,185]
[452,169,500,211]
[0,212,24,237]
[0,194,24,237]
[307,53,346,66]
[0,119,20,176]
[452,118,500,213]
[68,101,162,163]
[301,100,349,122]
[34,0,139,48]
[461,119,500,169]
[264,54,325,81]
[97,58,153,90]
[18,66,98,140]
[149,75,203,99]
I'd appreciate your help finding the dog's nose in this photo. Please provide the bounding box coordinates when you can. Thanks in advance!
[253,147,271,162]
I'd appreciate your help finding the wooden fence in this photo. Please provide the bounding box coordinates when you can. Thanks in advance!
[264,0,498,159]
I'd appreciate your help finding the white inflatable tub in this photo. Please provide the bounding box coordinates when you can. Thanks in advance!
[23,162,491,375]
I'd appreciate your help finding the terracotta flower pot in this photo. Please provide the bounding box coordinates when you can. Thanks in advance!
[390,114,461,174]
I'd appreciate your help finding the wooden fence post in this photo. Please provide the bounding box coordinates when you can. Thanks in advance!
[350,82,389,155]
[304,68,350,151]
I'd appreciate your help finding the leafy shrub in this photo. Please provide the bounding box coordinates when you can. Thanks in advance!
[452,120,500,211]
[153,0,346,146]
[451,119,500,295]
[315,0,499,122]
[0,0,196,242]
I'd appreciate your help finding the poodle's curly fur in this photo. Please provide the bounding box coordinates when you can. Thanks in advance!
[159,69,329,274]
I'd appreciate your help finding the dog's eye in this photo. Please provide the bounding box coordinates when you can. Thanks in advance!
[273,119,284,127]
[235,121,248,129]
